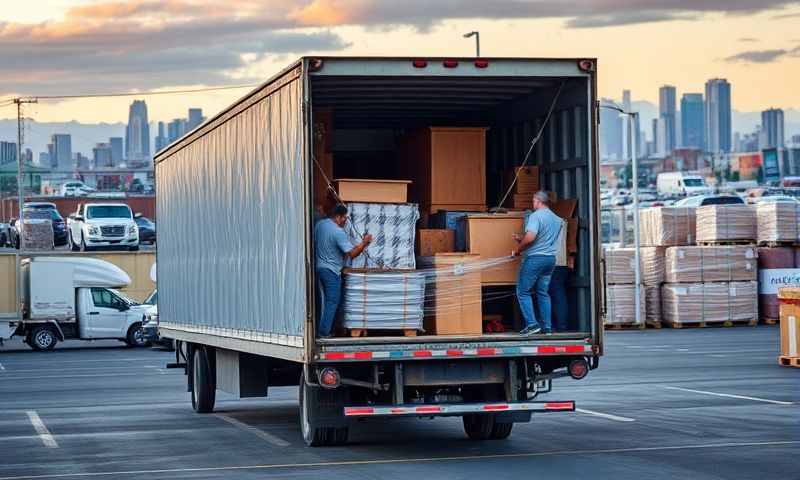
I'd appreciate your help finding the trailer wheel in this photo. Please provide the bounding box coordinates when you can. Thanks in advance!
[490,421,513,439]
[28,325,58,351]
[191,347,216,413]
[463,414,495,440]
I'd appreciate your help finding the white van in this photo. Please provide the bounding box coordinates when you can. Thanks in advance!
[657,172,711,196]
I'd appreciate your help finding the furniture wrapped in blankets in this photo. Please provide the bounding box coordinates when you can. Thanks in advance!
[664,245,757,283]
[695,204,756,243]
[603,247,665,285]
[639,207,696,246]
[756,202,800,244]
[341,269,425,333]
[603,285,645,326]
[661,281,758,325]
[345,202,420,269]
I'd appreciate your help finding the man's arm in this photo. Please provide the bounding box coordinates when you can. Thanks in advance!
[336,229,373,259]
[513,231,537,256]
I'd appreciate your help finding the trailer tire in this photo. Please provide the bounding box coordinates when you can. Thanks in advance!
[28,325,58,351]
[463,414,495,440]
[489,421,513,439]
[191,347,216,413]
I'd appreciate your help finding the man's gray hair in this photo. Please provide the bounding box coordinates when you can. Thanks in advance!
[533,191,550,205]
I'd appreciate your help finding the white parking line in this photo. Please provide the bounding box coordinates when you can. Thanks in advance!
[214,414,290,447]
[25,411,58,448]
[575,408,636,422]
[663,386,794,405]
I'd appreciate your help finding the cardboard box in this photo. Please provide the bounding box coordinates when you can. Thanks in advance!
[778,287,800,359]
[665,245,757,283]
[603,247,665,285]
[640,207,696,246]
[465,213,524,285]
[696,204,756,243]
[604,284,645,326]
[757,202,800,244]
[505,166,540,194]
[552,199,577,219]
[417,253,482,335]
[335,179,411,204]
[661,281,758,325]
[416,229,455,256]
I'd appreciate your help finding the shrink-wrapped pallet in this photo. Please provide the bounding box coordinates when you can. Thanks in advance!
[696,204,756,243]
[345,202,420,269]
[644,286,662,325]
[603,247,665,285]
[342,270,425,331]
[22,219,54,250]
[603,285,645,326]
[664,245,757,283]
[756,202,800,244]
[661,281,758,325]
[639,207,696,246]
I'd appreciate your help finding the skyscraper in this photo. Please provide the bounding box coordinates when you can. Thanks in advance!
[50,134,72,170]
[705,79,732,153]
[125,100,150,162]
[599,98,623,161]
[187,108,204,131]
[659,85,677,153]
[761,108,785,149]
[168,118,187,144]
[0,141,16,165]
[109,137,124,166]
[93,143,113,168]
[680,93,705,150]
[155,121,167,152]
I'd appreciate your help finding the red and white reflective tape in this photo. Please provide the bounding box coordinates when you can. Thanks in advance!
[343,400,576,417]
[321,344,592,361]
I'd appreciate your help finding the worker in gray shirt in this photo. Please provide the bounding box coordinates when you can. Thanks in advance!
[512,191,563,335]
[314,204,372,338]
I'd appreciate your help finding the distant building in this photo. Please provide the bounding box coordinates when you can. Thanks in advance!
[93,143,113,168]
[50,133,72,170]
[187,108,204,131]
[75,152,90,170]
[792,134,800,145]
[125,100,150,163]
[680,93,705,150]
[38,152,50,167]
[659,85,677,152]
[761,108,785,149]
[167,118,187,144]
[23,148,33,165]
[155,121,167,152]
[109,137,124,166]
[0,141,16,165]
[599,98,623,161]
[705,79,732,153]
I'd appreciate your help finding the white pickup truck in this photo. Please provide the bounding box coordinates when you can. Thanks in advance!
[0,257,150,351]
[67,203,140,251]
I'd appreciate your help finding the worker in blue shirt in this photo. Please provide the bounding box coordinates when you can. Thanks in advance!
[512,191,563,335]
[314,204,372,338]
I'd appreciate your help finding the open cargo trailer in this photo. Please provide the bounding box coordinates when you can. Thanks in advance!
[155,56,603,446]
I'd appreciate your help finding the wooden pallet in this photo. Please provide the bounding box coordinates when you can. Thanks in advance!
[348,328,418,338]
[761,317,779,325]
[663,318,758,329]
[758,241,800,248]
[779,356,800,368]
[697,240,757,246]
[646,321,662,329]
[604,323,646,330]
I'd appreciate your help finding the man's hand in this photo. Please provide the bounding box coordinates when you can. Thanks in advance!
[362,234,373,246]
[511,249,519,257]
[512,233,522,243]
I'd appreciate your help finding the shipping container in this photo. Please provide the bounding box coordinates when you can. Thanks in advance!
[155,57,603,446]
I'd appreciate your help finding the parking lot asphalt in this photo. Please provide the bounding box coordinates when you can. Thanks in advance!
[0,326,797,480]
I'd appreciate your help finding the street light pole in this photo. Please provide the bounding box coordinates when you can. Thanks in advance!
[463,31,480,57]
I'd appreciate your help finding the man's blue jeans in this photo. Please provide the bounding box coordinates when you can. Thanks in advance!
[516,255,556,331]
[548,266,570,332]
[317,268,342,337]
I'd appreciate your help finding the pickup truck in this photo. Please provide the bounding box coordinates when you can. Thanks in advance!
[67,203,140,251]
[0,256,150,351]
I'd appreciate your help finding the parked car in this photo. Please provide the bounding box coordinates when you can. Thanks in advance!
[67,203,139,251]
[134,215,156,244]
[0,222,8,247]
[673,194,745,207]
[60,181,95,197]
[751,195,799,204]
[141,289,173,350]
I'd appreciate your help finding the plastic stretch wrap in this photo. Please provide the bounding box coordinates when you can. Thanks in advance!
[346,203,419,269]
[661,281,758,325]
[639,207,696,246]
[756,202,800,244]
[644,286,661,325]
[696,204,756,243]
[757,246,797,320]
[664,245,757,283]
[156,75,306,343]
[603,247,664,285]
[342,270,426,330]
[603,285,645,326]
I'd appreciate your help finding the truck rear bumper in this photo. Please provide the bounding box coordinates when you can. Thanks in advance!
[317,341,595,362]
[343,400,575,417]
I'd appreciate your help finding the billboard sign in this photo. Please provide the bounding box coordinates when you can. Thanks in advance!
[762,148,781,182]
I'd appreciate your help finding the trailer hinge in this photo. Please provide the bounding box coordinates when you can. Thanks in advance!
[302,100,309,126]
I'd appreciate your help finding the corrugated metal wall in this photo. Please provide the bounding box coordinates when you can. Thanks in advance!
[156,75,307,345]
[0,254,16,317]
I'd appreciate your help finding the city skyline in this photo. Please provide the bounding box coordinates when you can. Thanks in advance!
[0,1,799,124]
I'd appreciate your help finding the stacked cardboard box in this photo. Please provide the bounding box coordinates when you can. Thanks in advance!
[777,287,800,367]
[757,202,800,244]
[662,281,758,326]
[604,284,646,326]
[639,207,696,246]
[664,245,757,283]
[341,270,426,333]
[22,219,54,250]
[503,166,540,209]
[603,246,664,327]
[696,204,756,243]
[416,229,455,256]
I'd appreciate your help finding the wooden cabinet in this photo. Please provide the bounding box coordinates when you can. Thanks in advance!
[401,127,487,213]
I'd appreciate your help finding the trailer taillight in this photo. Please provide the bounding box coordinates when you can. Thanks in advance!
[443,59,459,68]
[568,358,589,380]
[412,59,427,68]
[474,59,489,68]
[578,59,595,72]
[319,367,340,389]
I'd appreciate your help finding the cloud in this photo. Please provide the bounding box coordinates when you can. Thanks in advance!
[724,45,800,63]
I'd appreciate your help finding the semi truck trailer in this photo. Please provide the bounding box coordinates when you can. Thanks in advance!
[155,56,603,446]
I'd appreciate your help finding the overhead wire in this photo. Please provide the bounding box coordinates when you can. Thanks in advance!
[9,83,260,102]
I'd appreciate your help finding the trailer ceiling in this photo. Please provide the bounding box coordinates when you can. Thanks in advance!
[310,76,564,129]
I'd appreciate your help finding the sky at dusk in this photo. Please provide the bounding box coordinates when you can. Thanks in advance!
[1,0,799,124]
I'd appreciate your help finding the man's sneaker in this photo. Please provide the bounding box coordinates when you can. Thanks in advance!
[520,326,542,335]
[543,329,553,335]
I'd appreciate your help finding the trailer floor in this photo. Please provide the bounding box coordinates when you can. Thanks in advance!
[0,327,796,480]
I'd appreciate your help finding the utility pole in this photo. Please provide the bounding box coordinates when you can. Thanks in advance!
[13,97,37,318]
[463,31,480,57]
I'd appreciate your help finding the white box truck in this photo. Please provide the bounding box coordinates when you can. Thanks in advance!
[0,256,151,350]
[155,57,603,446]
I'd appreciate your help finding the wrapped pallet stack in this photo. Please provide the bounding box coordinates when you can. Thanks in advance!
[777,287,800,368]
[604,284,646,327]
[696,204,756,244]
[342,270,426,336]
[756,202,800,244]
[603,246,665,328]
[639,207,696,246]
[755,203,800,324]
